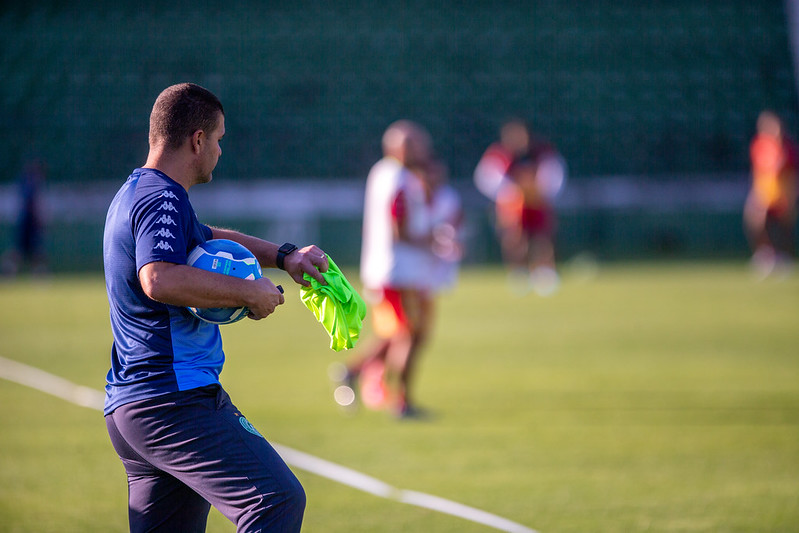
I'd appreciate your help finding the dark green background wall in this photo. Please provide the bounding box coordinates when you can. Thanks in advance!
[2,2,798,271]
[2,1,797,183]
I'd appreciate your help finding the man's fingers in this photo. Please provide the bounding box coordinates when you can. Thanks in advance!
[301,249,328,284]
[315,252,329,273]
[285,246,329,286]
[294,274,311,287]
[307,265,327,284]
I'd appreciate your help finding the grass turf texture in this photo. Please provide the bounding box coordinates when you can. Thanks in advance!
[0,263,797,532]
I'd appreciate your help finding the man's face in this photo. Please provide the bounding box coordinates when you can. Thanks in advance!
[197,112,225,184]
[405,129,431,168]
[501,123,529,156]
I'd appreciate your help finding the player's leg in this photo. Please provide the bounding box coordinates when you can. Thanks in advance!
[386,289,430,416]
[332,288,395,409]
[399,291,433,415]
[526,206,559,296]
[106,411,211,533]
[339,288,394,382]
[108,386,305,533]
[384,329,413,411]
[528,234,559,296]
[345,337,389,378]
[744,202,772,255]
[330,336,389,410]
[350,287,408,410]
[199,387,306,532]
[495,185,526,273]
[767,212,796,257]
[500,225,526,273]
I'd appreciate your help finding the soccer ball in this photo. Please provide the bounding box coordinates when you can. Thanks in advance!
[186,239,262,325]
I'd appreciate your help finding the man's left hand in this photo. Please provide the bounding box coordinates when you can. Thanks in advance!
[284,245,329,287]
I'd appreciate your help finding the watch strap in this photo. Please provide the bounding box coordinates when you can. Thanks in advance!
[276,242,298,270]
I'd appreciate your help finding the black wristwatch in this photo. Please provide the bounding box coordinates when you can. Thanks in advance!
[276,242,298,270]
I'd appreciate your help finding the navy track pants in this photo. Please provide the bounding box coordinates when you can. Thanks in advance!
[106,385,305,532]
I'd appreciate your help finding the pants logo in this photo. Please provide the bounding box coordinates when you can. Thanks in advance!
[239,416,264,438]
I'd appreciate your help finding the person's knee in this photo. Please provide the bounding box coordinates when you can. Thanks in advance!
[242,475,305,532]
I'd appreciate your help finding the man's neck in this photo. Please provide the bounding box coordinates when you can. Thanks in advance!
[144,148,194,191]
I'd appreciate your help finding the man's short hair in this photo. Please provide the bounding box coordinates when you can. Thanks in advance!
[149,83,224,152]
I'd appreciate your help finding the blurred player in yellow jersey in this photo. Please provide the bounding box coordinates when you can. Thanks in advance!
[745,111,798,277]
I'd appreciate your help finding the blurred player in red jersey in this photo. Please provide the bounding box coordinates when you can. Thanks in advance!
[475,119,565,295]
[332,120,436,418]
[474,119,530,200]
[745,110,798,277]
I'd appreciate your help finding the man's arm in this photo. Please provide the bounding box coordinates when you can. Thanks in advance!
[139,261,284,320]
[210,227,328,287]
[390,190,431,248]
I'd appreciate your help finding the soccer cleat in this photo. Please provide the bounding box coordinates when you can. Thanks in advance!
[394,402,432,420]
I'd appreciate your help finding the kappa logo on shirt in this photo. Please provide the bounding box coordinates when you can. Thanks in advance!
[154,240,174,252]
[155,214,177,226]
[160,190,179,200]
[158,201,178,212]
[153,227,176,239]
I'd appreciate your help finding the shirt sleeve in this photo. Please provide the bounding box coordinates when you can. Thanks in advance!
[474,144,513,199]
[132,186,193,272]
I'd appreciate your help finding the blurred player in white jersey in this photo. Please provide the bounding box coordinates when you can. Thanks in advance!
[334,120,436,418]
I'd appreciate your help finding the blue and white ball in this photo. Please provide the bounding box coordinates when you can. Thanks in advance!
[186,239,262,325]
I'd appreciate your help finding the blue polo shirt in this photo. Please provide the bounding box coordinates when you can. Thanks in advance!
[102,168,220,415]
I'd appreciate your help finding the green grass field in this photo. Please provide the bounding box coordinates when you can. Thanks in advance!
[1,263,797,532]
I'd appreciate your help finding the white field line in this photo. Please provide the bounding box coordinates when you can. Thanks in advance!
[0,355,107,409]
[0,355,538,533]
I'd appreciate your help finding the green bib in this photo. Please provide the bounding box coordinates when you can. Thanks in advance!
[300,256,367,351]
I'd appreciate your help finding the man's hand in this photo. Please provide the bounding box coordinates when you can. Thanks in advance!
[283,245,329,287]
[207,228,330,288]
[139,261,284,320]
[245,277,285,320]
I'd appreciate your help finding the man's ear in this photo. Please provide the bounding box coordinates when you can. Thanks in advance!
[191,130,204,154]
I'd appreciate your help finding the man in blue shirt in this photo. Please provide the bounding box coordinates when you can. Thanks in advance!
[103,83,328,532]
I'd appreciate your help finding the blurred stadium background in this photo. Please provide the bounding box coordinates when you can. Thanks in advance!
[1,1,798,271]
[2,5,799,532]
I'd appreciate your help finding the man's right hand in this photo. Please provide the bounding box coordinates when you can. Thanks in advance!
[245,277,285,320]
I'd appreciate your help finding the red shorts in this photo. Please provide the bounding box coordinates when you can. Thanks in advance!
[369,287,427,338]
[521,206,554,236]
